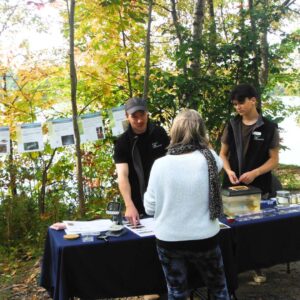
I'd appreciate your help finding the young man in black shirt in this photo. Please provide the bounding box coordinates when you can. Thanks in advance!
[220,84,279,196]
[114,97,169,227]
[219,84,279,283]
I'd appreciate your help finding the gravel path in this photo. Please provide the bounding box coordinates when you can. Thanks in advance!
[233,261,300,300]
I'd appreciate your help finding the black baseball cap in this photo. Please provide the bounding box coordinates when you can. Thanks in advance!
[125,97,148,115]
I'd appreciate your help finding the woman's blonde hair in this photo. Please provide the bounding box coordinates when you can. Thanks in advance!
[169,109,209,148]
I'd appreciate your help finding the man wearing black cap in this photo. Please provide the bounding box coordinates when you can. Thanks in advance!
[113,97,169,227]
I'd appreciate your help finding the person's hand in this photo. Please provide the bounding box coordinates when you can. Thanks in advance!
[239,170,258,185]
[227,170,240,185]
[125,204,140,227]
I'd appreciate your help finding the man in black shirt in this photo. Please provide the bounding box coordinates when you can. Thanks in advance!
[113,97,169,226]
[220,84,279,196]
[219,84,279,284]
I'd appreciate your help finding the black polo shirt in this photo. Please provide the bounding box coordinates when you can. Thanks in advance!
[114,122,169,214]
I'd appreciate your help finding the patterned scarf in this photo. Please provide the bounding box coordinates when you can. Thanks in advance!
[167,144,223,220]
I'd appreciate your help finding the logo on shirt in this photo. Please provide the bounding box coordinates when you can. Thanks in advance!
[252,131,264,141]
[152,142,162,149]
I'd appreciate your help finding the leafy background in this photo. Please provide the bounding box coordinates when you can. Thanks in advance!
[0,0,299,289]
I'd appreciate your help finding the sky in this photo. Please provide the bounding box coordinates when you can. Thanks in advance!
[279,97,300,166]
[25,1,66,51]
[0,0,67,69]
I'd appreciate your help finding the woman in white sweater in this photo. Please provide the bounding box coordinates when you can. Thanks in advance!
[144,109,230,300]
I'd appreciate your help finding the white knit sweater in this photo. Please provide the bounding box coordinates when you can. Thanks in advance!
[144,150,223,242]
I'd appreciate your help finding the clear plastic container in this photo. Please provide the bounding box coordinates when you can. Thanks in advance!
[222,193,261,216]
[290,194,298,205]
[81,233,94,242]
[297,194,300,204]
[276,190,290,206]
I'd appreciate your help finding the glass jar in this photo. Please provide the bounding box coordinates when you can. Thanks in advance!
[276,190,290,206]
[290,194,298,204]
[297,194,300,204]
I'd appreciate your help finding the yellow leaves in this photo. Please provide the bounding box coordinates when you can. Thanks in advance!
[29,152,40,159]
[102,84,112,97]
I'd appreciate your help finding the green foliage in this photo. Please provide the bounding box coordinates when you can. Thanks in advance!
[80,139,119,220]
[275,165,300,191]
[0,193,44,248]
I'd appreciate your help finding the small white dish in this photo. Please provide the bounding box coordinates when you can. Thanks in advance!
[109,224,124,232]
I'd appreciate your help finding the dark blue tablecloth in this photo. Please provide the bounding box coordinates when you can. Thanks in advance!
[40,226,237,300]
[40,204,300,300]
[221,205,300,273]
[40,228,165,300]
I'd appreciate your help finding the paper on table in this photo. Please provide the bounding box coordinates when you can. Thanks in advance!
[124,217,155,237]
[219,221,230,229]
[125,218,230,236]
[63,219,113,235]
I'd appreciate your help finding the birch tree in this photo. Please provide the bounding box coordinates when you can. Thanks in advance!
[143,0,153,100]
[67,0,85,216]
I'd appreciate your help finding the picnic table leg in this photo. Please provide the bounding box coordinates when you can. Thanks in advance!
[287,262,291,274]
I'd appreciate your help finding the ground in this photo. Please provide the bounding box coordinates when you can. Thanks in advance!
[234,261,300,300]
[1,259,300,299]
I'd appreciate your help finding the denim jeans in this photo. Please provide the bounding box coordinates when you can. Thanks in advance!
[156,244,230,300]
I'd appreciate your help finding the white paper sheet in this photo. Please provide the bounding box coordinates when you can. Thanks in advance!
[125,218,230,236]
[124,217,155,237]
[0,126,10,155]
[63,219,113,235]
[110,106,128,136]
[48,118,75,148]
[17,123,44,153]
[80,112,105,142]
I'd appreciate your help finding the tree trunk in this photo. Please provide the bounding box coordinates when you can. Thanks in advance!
[190,0,205,80]
[68,0,85,217]
[3,75,17,241]
[143,0,153,100]
[259,0,269,88]
[119,10,133,98]
[38,149,56,215]
[170,0,188,78]
[208,0,216,40]
[236,0,245,83]
[207,0,217,70]
[7,139,17,242]
[170,0,189,106]
[190,0,205,109]
[248,0,261,101]
[2,74,17,199]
